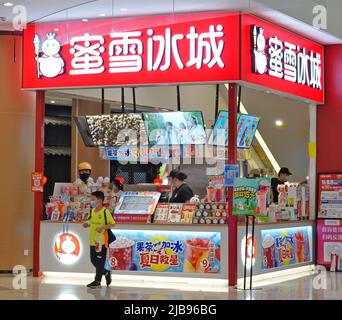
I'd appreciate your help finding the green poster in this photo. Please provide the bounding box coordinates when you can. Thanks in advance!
[233,178,271,217]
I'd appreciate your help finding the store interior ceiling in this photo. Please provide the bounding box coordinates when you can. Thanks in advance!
[46,84,310,182]
[0,0,341,43]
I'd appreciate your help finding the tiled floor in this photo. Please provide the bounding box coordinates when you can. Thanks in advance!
[0,272,341,300]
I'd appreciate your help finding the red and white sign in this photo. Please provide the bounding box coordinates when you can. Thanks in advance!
[31,171,45,192]
[241,14,324,104]
[23,12,240,89]
[54,232,82,265]
[317,219,342,266]
[23,12,325,103]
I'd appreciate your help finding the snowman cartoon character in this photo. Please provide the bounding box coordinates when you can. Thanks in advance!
[33,33,65,78]
[251,25,267,75]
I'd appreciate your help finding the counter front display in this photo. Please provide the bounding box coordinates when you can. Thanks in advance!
[40,180,314,281]
[40,219,314,280]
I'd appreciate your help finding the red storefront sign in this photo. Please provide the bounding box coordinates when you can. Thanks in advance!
[22,12,240,89]
[22,12,325,104]
[241,14,324,104]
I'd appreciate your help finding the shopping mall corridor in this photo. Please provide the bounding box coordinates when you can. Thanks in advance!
[0,273,341,300]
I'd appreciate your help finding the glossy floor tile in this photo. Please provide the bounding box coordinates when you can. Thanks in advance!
[0,272,341,300]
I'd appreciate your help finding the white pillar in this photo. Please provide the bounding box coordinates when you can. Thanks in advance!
[309,103,317,220]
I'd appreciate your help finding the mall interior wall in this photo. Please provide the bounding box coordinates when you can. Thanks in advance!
[317,45,342,173]
[0,34,35,271]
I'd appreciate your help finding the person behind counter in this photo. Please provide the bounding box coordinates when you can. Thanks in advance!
[83,191,115,289]
[111,178,124,206]
[75,162,95,191]
[271,167,292,203]
[168,170,194,203]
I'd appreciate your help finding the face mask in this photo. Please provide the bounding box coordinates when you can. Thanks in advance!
[90,201,97,208]
[80,173,90,183]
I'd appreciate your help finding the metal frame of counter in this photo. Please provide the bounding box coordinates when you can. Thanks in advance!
[40,220,315,281]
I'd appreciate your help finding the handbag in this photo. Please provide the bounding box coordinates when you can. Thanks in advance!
[104,209,116,245]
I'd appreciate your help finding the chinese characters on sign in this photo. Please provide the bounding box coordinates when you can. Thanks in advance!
[106,230,221,273]
[251,25,322,90]
[261,227,312,270]
[34,24,226,79]
[136,240,183,269]
[317,220,342,265]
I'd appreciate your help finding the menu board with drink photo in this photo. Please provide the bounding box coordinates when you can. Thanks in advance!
[318,173,342,219]
[106,230,221,274]
[261,226,312,270]
[233,178,271,217]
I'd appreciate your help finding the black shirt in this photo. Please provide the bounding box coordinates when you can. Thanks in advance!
[271,178,283,203]
[169,184,194,203]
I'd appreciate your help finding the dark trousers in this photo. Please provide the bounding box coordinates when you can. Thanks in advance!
[90,246,109,282]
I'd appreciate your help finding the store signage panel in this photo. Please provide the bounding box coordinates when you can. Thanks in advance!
[317,219,342,266]
[261,226,312,270]
[318,173,342,219]
[106,229,221,274]
[241,14,325,104]
[23,12,240,89]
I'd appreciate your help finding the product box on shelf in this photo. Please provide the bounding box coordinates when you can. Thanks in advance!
[181,203,197,224]
[153,203,170,223]
[168,203,183,223]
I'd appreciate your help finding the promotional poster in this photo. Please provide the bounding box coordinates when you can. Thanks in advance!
[143,112,207,145]
[318,173,342,219]
[233,178,271,217]
[261,227,312,270]
[317,219,342,265]
[106,230,221,274]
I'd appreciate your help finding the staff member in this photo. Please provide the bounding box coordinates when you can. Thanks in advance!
[168,170,194,203]
[271,167,292,203]
[75,162,95,191]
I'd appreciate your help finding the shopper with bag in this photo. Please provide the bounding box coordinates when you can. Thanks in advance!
[83,191,116,289]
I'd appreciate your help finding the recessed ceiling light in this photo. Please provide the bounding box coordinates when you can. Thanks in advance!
[2,2,14,7]
[275,120,283,127]
[120,8,127,12]
[54,28,59,31]
[99,13,106,17]
[82,19,88,22]
[50,100,56,104]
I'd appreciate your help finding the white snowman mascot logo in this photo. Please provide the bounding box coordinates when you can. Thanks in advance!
[33,33,65,78]
[252,25,267,75]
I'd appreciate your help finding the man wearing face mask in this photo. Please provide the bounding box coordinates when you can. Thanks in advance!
[271,167,292,204]
[75,162,95,193]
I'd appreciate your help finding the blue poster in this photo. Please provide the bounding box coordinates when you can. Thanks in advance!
[101,146,169,163]
[236,115,260,149]
[107,230,221,274]
[261,226,312,270]
[224,164,239,187]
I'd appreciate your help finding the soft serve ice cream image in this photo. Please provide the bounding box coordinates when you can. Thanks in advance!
[33,33,65,78]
